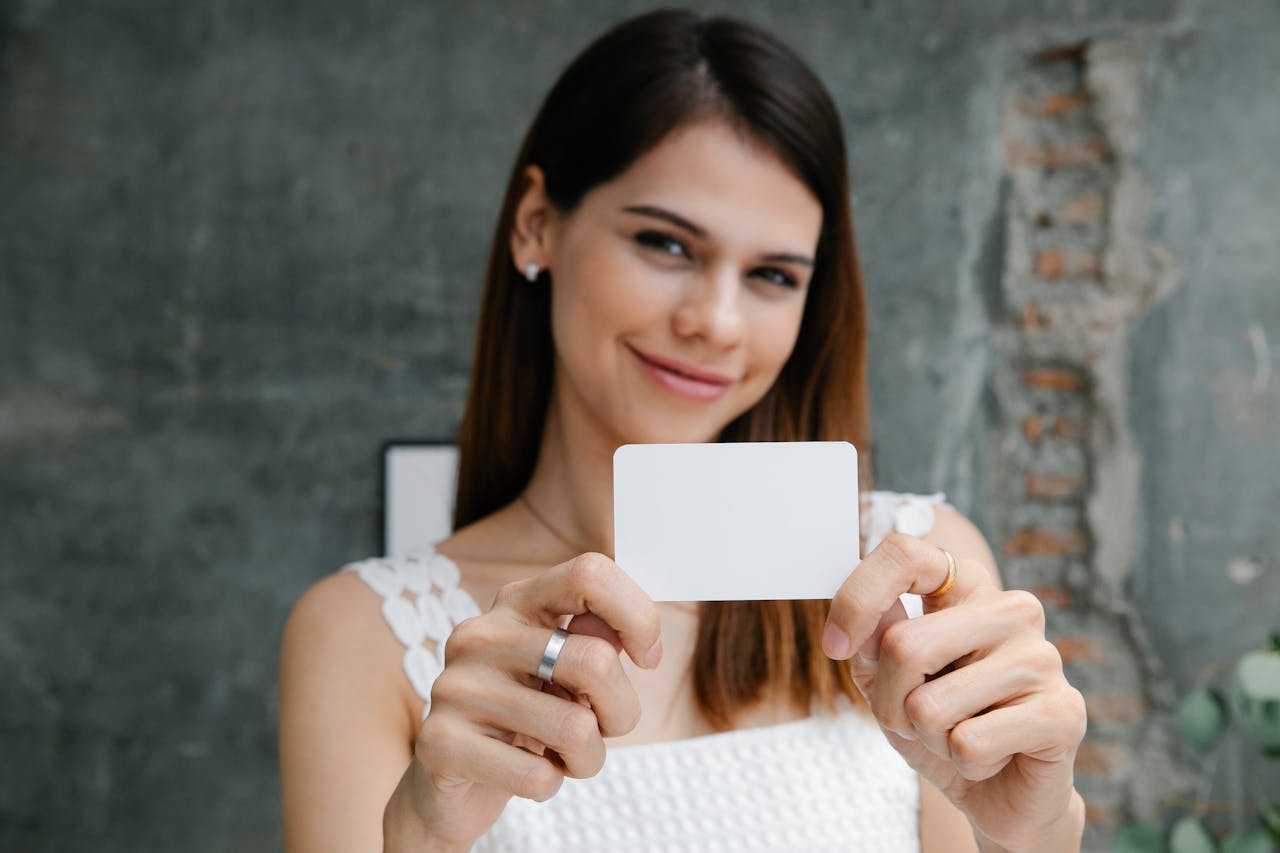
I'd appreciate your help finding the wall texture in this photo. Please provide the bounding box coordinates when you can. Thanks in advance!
[1,1,1276,850]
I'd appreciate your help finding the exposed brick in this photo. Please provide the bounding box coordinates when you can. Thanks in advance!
[1075,740,1132,775]
[1029,584,1073,609]
[1027,472,1082,499]
[1035,249,1064,280]
[1004,528,1087,556]
[1051,416,1088,439]
[1020,299,1046,331]
[1025,368,1084,391]
[1084,693,1147,725]
[1052,633,1110,664]
[1035,248,1102,281]
[1006,138,1111,168]
[1022,415,1046,443]
[1062,193,1105,224]
[1033,91,1093,117]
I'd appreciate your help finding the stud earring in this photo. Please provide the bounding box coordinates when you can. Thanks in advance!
[524,262,540,282]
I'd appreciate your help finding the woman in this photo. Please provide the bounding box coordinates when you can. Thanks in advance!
[279,9,1087,852]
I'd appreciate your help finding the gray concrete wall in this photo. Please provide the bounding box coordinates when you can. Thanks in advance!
[1,1,1275,850]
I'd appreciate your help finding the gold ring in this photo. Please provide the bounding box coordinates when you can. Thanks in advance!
[925,548,957,597]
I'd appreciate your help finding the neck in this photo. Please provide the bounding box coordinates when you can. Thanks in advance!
[521,377,619,559]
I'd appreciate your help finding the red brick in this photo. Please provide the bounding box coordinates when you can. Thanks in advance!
[1040,91,1092,116]
[1003,528,1087,556]
[1006,138,1111,168]
[1062,193,1105,224]
[1029,584,1073,609]
[1035,249,1065,280]
[1025,368,1084,391]
[1084,693,1147,725]
[1035,248,1102,280]
[1022,415,1046,443]
[1051,633,1110,664]
[1027,472,1082,499]
[1051,417,1088,439]
[1021,299,1046,331]
[1075,740,1132,775]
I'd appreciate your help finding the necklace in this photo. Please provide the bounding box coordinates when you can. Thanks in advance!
[517,493,699,618]
[517,493,596,556]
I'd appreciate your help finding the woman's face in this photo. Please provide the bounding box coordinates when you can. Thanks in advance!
[519,118,823,446]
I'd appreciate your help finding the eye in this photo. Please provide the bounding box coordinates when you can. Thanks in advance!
[753,267,798,289]
[635,230,692,260]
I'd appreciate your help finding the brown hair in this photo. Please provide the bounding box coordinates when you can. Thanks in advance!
[454,9,874,728]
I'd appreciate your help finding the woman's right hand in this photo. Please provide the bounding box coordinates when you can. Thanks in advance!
[384,552,664,852]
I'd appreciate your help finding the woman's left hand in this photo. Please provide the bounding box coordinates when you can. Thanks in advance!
[822,532,1087,853]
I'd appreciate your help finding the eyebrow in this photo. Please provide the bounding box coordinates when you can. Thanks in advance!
[620,204,815,268]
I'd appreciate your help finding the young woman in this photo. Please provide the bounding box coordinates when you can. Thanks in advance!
[279,10,1087,852]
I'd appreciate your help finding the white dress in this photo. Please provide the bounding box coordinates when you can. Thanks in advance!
[346,490,952,853]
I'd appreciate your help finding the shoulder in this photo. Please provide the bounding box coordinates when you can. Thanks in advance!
[281,568,419,717]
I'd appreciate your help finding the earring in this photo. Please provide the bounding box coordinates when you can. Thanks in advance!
[524,262,540,282]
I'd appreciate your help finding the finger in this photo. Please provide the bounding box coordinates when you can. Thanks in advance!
[823,533,993,660]
[946,687,1087,782]
[437,673,610,779]
[902,635,1062,759]
[418,712,565,802]
[534,632,644,737]
[497,552,663,670]
[458,620,642,738]
[865,590,1047,741]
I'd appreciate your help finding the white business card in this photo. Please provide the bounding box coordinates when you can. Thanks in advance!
[613,441,860,601]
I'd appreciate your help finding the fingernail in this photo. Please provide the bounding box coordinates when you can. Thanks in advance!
[853,651,877,668]
[896,729,917,742]
[642,639,662,669]
[822,623,851,659]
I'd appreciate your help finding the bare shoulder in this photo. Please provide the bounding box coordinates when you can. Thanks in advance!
[280,568,420,731]
[920,504,1003,589]
[283,570,403,674]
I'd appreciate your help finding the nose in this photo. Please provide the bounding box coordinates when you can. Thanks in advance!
[671,265,744,349]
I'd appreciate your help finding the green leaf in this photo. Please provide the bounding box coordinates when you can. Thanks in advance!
[1260,802,1280,838]
[1268,632,1280,653]
[1170,816,1218,853]
[1113,821,1166,853]
[1232,652,1280,751]
[1222,829,1276,853]
[1177,688,1228,750]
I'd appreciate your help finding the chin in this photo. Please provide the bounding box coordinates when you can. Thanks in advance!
[613,409,739,447]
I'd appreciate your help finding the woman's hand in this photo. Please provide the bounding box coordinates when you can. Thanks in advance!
[385,552,663,852]
[822,532,1087,853]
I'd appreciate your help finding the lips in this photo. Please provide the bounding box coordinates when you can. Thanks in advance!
[628,344,734,402]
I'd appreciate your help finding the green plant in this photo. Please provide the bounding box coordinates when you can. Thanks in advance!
[1112,633,1280,853]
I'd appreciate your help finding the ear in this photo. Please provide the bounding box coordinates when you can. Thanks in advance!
[509,165,558,277]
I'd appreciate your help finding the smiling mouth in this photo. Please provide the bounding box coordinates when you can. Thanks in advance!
[628,345,734,402]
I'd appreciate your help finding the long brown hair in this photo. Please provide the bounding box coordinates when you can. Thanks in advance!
[454,9,874,728]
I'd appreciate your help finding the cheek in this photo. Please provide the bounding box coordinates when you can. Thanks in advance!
[551,245,673,351]
[746,302,807,378]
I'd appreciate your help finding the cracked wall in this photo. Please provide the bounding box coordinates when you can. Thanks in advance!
[1,1,1276,850]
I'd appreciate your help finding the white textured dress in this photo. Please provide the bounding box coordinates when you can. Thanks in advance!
[347,490,952,852]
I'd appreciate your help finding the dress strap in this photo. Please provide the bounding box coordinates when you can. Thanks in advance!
[863,490,953,620]
[344,550,480,718]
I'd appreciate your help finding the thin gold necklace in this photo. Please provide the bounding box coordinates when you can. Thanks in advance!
[517,493,699,617]
[517,493,596,556]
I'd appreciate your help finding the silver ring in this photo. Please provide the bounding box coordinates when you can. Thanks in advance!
[537,627,570,683]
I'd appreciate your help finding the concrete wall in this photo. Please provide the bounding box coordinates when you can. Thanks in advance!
[1,1,1275,849]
